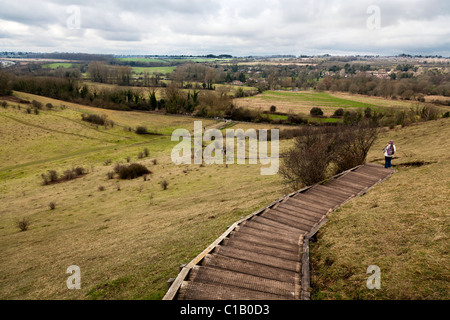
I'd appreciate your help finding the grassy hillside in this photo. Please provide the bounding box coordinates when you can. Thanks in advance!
[0,93,289,299]
[310,118,450,300]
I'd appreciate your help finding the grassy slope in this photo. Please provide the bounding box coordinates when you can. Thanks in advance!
[310,118,450,300]
[0,93,289,300]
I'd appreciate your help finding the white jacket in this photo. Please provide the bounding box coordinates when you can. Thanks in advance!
[383,144,396,157]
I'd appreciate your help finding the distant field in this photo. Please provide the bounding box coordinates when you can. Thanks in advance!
[234,90,424,116]
[117,57,232,64]
[116,57,168,64]
[131,66,176,75]
[42,63,77,69]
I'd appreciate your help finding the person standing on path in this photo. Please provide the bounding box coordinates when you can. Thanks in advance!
[383,140,396,168]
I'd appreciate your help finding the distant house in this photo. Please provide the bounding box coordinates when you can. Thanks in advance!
[231,80,243,86]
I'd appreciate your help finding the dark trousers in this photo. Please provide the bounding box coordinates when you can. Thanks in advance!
[385,156,392,168]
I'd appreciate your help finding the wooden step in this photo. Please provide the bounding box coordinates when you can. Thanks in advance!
[214,244,300,272]
[188,266,297,299]
[222,238,301,262]
[178,281,290,300]
[228,231,300,254]
[277,203,324,220]
[271,206,321,224]
[235,224,301,246]
[202,253,297,284]
[250,215,308,236]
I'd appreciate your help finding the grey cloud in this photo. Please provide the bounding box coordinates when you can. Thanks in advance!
[0,0,449,56]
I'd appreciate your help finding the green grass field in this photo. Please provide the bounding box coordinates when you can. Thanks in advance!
[116,57,168,64]
[42,63,77,69]
[234,90,423,116]
[131,66,176,75]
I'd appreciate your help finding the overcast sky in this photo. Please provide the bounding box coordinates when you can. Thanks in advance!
[0,0,449,56]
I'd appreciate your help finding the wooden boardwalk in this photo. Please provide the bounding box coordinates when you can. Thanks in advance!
[163,163,395,300]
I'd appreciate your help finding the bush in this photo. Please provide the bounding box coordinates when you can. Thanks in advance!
[16,217,31,232]
[74,167,85,176]
[41,170,59,185]
[82,113,107,126]
[279,123,378,190]
[107,171,115,179]
[144,148,149,157]
[63,169,76,180]
[310,107,324,116]
[116,163,151,180]
[46,103,54,110]
[135,126,148,135]
[160,179,169,190]
[41,167,86,185]
[270,105,277,112]
[279,128,335,189]
[333,108,344,117]
[443,111,450,118]
[49,202,56,210]
[31,100,43,109]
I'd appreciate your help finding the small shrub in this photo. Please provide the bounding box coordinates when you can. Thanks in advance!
[160,179,169,190]
[31,100,43,109]
[82,113,107,126]
[49,202,56,210]
[73,167,85,176]
[144,148,149,157]
[137,152,144,159]
[152,159,157,165]
[46,103,53,110]
[135,126,148,135]
[1,101,7,108]
[443,111,450,118]
[332,108,344,117]
[41,170,59,185]
[149,193,154,205]
[63,169,76,180]
[107,171,115,179]
[104,159,112,166]
[26,107,32,114]
[117,163,151,180]
[270,105,277,112]
[17,217,31,232]
[98,185,105,191]
[310,107,324,116]
[126,156,131,163]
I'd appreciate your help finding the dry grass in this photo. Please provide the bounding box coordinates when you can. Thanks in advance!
[310,118,450,300]
[0,97,288,300]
